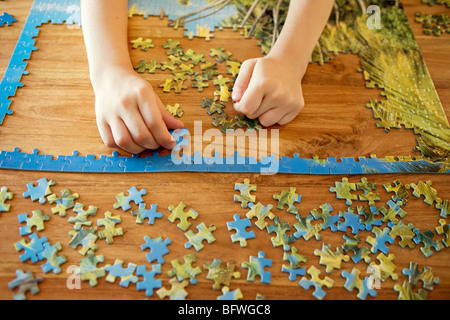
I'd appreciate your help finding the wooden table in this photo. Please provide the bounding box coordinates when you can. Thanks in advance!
[0,0,448,301]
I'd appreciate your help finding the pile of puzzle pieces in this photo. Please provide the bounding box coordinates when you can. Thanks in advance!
[131,36,259,134]
[4,175,448,300]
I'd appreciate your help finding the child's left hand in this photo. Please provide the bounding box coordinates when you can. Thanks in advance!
[232,55,305,127]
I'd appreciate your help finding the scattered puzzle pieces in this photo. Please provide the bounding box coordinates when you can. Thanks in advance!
[366,227,395,254]
[217,286,243,300]
[47,188,79,217]
[18,209,50,236]
[23,178,55,204]
[184,223,216,251]
[141,235,171,264]
[105,259,138,288]
[234,178,256,208]
[167,253,202,285]
[130,37,154,51]
[168,202,199,231]
[241,251,272,284]
[136,264,162,297]
[68,227,99,255]
[0,186,13,213]
[68,203,97,230]
[299,266,335,300]
[113,186,147,211]
[341,268,378,300]
[273,187,301,214]
[97,211,123,244]
[282,246,307,281]
[412,228,444,257]
[369,253,398,282]
[14,232,48,263]
[227,214,255,247]
[293,214,323,241]
[73,251,105,287]
[203,258,241,290]
[8,269,43,300]
[0,13,17,27]
[131,203,162,225]
[402,262,440,290]
[314,243,350,273]
[394,280,428,300]
[266,217,295,251]
[407,180,442,206]
[246,202,276,230]
[329,177,357,206]
[157,277,189,300]
[38,242,67,274]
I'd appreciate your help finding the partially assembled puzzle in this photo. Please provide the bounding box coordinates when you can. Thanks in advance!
[6,176,449,300]
[0,0,449,174]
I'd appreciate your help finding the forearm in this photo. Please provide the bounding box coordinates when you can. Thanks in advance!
[268,0,334,77]
[80,0,132,85]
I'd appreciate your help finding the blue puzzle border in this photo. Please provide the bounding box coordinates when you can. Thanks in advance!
[0,0,448,175]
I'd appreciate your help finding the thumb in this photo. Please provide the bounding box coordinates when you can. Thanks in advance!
[232,58,258,102]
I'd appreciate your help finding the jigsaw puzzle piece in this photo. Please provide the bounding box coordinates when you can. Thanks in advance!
[299,266,334,300]
[241,251,272,284]
[184,223,216,251]
[227,214,255,247]
[23,178,55,204]
[141,235,171,264]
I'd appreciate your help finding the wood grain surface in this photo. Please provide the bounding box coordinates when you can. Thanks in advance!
[0,0,448,300]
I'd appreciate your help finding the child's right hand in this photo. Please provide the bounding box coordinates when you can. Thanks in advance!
[92,66,184,154]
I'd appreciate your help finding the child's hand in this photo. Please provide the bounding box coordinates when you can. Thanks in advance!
[232,56,305,127]
[92,66,184,154]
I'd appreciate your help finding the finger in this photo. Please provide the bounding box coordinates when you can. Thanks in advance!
[122,109,160,150]
[234,78,265,117]
[246,95,275,119]
[97,120,119,149]
[278,111,298,126]
[109,118,146,154]
[232,59,258,102]
[138,93,177,150]
[258,108,285,127]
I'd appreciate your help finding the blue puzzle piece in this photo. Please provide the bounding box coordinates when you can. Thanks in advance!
[14,232,48,263]
[136,264,162,297]
[38,242,67,274]
[140,235,171,264]
[105,259,138,288]
[337,207,365,234]
[131,203,162,225]
[227,214,255,247]
[0,12,17,26]
[113,186,147,211]
[366,227,395,254]
[341,268,377,300]
[23,177,56,204]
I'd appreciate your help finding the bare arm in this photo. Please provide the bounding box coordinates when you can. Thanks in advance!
[233,0,334,127]
[81,0,183,154]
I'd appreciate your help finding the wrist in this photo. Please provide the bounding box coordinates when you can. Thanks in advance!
[89,61,133,91]
[266,48,308,81]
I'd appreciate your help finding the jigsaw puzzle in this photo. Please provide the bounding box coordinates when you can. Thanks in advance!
[1,0,450,301]
[1,0,448,174]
